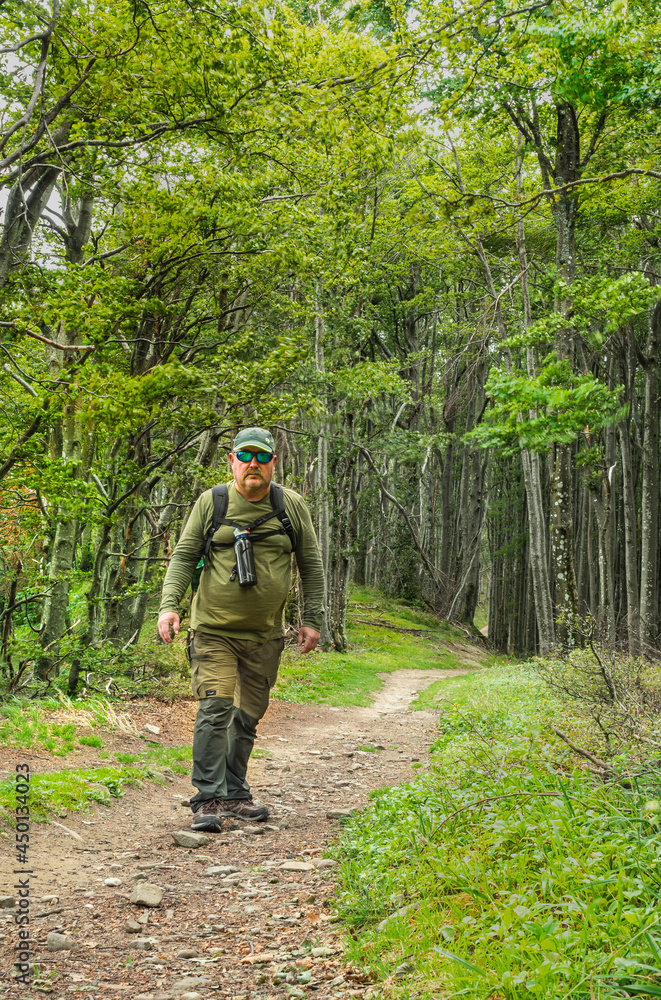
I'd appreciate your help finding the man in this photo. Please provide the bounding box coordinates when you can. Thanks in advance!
[157,427,324,832]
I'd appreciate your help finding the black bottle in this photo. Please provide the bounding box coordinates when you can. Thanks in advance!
[233,528,257,587]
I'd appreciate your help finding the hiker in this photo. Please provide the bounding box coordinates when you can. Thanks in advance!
[157,427,325,831]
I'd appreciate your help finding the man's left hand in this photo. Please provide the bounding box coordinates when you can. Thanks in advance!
[297,627,320,654]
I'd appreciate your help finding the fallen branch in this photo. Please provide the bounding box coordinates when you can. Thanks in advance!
[349,617,438,636]
[433,790,562,834]
[34,907,64,919]
[51,821,84,842]
[552,728,613,773]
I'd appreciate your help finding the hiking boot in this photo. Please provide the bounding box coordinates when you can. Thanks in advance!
[190,799,223,832]
[219,798,269,822]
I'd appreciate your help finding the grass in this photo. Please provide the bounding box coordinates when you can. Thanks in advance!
[0,694,140,757]
[274,586,491,707]
[78,734,104,748]
[0,701,77,755]
[0,765,152,822]
[334,663,661,999]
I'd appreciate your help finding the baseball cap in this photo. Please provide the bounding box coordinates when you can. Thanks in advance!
[232,427,276,453]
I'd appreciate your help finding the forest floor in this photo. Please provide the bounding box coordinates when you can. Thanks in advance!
[0,662,483,1000]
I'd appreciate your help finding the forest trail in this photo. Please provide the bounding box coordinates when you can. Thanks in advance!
[0,666,476,999]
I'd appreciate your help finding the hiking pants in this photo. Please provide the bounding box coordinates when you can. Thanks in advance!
[188,631,285,805]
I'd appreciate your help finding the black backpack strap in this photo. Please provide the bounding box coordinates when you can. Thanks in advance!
[203,484,229,558]
[269,483,295,547]
[201,482,296,567]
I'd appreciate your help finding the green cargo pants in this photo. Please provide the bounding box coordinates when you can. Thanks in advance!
[188,630,285,806]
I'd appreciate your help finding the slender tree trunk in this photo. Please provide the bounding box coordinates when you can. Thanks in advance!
[314,296,333,651]
[619,415,640,655]
[326,456,355,651]
[38,397,82,678]
[130,492,184,643]
[514,153,555,652]
[640,302,661,647]
[591,467,615,644]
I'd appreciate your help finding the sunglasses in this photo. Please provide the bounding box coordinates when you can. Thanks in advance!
[234,450,274,464]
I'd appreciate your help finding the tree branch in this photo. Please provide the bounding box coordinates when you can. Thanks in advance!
[0,320,95,352]
[358,445,443,586]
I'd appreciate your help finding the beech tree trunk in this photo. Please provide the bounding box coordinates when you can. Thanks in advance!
[514,164,555,652]
[619,414,640,655]
[37,396,82,679]
[314,296,333,651]
[640,302,661,647]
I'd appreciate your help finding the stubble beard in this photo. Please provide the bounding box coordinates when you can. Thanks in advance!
[239,468,270,500]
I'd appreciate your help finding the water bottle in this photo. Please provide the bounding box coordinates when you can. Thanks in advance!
[233,528,257,587]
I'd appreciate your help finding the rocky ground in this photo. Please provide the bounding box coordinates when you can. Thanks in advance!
[0,668,474,1000]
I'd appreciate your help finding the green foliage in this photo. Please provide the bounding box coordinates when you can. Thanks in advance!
[335,665,661,998]
[472,360,627,454]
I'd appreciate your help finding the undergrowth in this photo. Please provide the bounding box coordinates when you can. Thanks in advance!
[274,587,490,706]
[335,665,661,999]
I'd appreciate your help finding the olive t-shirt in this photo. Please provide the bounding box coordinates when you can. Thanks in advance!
[159,482,325,642]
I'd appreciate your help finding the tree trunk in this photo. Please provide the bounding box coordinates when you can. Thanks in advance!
[591,468,615,645]
[325,456,355,651]
[619,415,640,655]
[640,302,661,647]
[514,155,555,652]
[37,398,82,678]
[314,296,333,651]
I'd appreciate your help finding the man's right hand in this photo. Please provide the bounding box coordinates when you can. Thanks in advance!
[158,612,180,643]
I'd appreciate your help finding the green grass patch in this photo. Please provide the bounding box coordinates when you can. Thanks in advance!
[0,694,144,756]
[275,586,488,707]
[335,663,661,998]
[113,744,191,774]
[78,734,104,748]
[0,700,77,755]
[0,765,152,822]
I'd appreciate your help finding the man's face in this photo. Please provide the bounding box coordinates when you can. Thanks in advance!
[229,448,277,497]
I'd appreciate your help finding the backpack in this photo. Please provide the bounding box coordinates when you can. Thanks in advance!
[191,482,295,592]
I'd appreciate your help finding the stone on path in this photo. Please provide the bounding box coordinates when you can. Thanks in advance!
[0,896,15,909]
[130,883,163,907]
[131,937,157,950]
[104,877,122,887]
[170,976,210,996]
[280,861,315,872]
[124,918,142,933]
[171,830,210,848]
[315,859,338,869]
[244,824,265,835]
[176,948,198,959]
[204,864,240,876]
[327,808,355,819]
[144,724,160,735]
[179,994,203,1000]
[47,931,75,951]
[241,951,275,964]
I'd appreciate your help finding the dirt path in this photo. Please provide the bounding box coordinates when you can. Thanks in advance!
[0,668,473,1000]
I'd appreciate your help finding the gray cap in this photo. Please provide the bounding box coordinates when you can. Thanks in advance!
[232,427,275,453]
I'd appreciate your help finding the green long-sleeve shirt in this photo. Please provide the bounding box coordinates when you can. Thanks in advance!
[159,481,325,642]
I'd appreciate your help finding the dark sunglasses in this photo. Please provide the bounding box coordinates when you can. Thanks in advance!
[234,450,274,464]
